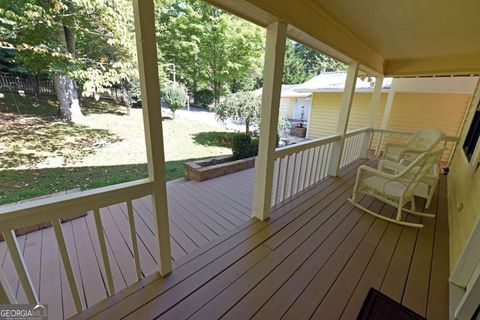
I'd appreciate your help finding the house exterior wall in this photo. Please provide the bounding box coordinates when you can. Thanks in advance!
[307,91,471,160]
[293,97,311,121]
[307,92,387,137]
[448,85,480,272]
[386,92,470,137]
[448,150,480,271]
[280,97,295,119]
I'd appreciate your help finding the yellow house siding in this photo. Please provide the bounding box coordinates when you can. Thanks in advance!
[307,91,471,160]
[348,92,387,130]
[385,93,470,136]
[307,93,341,137]
[385,92,471,160]
[307,92,387,137]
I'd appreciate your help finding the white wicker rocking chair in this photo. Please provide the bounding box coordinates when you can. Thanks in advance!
[348,148,445,228]
[385,150,443,209]
[384,128,445,163]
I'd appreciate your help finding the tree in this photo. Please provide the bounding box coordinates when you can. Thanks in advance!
[293,41,346,76]
[283,40,309,84]
[0,0,138,122]
[283,39,346,84]
[212,90,289,135]
[163,82,187,119]
[156,0,264,104]
[199,10,263,103]
[156,0,203,99]
[212,91,260,135]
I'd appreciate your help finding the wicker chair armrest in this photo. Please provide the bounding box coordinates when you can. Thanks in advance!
[378,159,406,175]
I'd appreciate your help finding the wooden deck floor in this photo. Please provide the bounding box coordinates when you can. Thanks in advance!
[0,169,254,319]
[73,158,450,320]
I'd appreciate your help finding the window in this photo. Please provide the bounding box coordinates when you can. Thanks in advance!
[463,101,480,162]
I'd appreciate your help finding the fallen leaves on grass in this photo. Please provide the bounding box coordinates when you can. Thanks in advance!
[0,113,121,169]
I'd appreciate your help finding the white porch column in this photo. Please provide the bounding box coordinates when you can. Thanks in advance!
[375,79,396,156]
[328,62,359,176]
[252,21,287,221]
[360,75,384,158]
[133,0,172,275]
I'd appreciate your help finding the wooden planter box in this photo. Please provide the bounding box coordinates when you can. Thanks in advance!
[184,155,256,181]
[290,126,307,138]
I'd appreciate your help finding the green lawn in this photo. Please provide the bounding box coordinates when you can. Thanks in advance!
[0,93,235,205]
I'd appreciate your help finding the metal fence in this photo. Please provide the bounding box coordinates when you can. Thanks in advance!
[0,73,55,95]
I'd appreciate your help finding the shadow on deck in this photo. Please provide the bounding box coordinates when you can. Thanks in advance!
[0,167,255,319]
[0,158,449,319]
[71,158,449,320]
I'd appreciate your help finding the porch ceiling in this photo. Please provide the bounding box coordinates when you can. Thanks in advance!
[205,0,480,77]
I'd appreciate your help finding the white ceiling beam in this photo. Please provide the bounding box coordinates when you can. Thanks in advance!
[385,53,480,77]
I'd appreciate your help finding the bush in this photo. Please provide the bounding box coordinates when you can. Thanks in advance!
[231,134,260,159]
[195,89,215,108]
[163,82,187,118]
[249,137,259,156]
[232,133,252,160]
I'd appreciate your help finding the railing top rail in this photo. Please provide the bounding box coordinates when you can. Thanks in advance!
[344,127,370,138]
[274,134,341,158]
[0,178,153,232]
[372,128,459,142]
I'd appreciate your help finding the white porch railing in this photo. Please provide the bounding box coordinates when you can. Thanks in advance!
[270,134,339,207]
[339,127,370,169]
[0,179,154,313]
[270,127,369,207]
[369,128,460,164]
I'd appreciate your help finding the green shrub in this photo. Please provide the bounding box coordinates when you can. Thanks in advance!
[232,133,252,160]
[249,137,259,156]
[195,89,215,108]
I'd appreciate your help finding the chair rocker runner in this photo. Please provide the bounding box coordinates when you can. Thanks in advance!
[384,128,445,163]
[348,148,445,228]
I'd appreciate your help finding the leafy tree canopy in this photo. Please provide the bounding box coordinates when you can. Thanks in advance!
[283,39,346,84]
[156,0,264,103]
[212,90,289,135]
[0,0,138,99]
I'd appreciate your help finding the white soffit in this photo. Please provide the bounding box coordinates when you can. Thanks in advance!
[392,76,479,94]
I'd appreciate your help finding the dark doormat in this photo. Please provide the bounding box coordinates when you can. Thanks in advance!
[357,288,426,320]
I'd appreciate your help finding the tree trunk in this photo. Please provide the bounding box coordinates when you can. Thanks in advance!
[55,23,83,122]
[245,119,250,136]
[192,77,199,105]
[213,82,221,107]
[53,75,82,122]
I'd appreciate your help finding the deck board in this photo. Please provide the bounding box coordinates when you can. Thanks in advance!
[1,159,450,320]
[77,162,363,318]
[76,159,450,320]
[426,177,450,320]
[402,191,438,316]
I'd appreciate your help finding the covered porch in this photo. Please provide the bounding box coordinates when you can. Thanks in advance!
[1,0,480,319]
[74,157,449,320]
[0,124,456,320]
